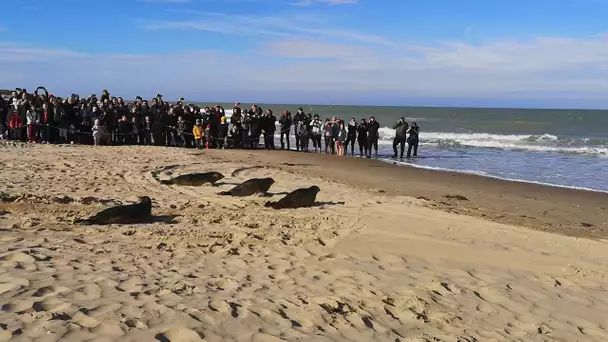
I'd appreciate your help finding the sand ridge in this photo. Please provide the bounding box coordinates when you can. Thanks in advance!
[1,143,608,341]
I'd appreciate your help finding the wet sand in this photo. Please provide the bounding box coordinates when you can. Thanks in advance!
[208,149,607,240]
[0,143,607,342]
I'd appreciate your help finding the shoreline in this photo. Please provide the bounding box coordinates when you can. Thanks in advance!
[384,157,608,194]
[207,148,608,240]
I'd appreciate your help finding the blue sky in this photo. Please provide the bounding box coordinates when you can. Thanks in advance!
[1,0,608,108]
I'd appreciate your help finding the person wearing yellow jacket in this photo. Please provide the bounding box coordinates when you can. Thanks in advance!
[193,119,204,149]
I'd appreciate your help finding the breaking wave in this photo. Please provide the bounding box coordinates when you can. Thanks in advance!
[375,128,608,157]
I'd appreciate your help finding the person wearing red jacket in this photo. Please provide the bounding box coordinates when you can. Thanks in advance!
[40,102,53,143]
[9,111,24,141]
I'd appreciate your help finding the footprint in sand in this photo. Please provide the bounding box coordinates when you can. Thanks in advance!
[72,311,100,328]
[116,277,143,292]
[2,299,35,313]
[33,297,72,312]
[0,282,21,296]
[157,328,204,342]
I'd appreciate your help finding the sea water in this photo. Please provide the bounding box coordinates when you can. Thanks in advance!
[203,104,608,193]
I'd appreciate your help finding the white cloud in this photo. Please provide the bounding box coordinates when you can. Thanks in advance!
[257,39,373,59]
[2,33,608,105]
[141,11,400,47]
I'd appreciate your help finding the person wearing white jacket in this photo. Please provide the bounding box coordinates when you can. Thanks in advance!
[92,119,103,146]
[26,104,39,143]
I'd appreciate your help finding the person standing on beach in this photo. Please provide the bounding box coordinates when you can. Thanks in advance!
[305,113,313,152]
[0,96,7,139]
[26,104,39,143]
[293,107,305,151]
[392,117,408,158]
[357,118,368,157]
[262,109,276,150]
[331,117,340,155]
[117,114,131,145]
[296,118,309,152]
[323,119,333,154]
[40,102,53,144]
[309,114,323,153]
[232,103,242,121]
[407,122,420,158]
[367,116,380,158]
[176,116,186,147]
[193,119,203,149]
[92,119,103,146]
[336,121,347,156]
[218,116,229,149]
[344,118,357,156]
[279,110,292,150]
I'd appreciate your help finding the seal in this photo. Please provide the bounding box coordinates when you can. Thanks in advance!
[218,178,275,197]
[160,171,224,186]
[265,186,320,209]
[76,196,152,225]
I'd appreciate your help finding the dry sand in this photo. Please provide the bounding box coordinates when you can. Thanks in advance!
[1,143,608,342]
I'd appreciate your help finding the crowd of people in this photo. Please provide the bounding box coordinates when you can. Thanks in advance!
[0,87,421,158]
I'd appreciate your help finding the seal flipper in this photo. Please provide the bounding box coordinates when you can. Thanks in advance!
[218,191,231,196]
[159,180,172,185]
[264,201,277,208]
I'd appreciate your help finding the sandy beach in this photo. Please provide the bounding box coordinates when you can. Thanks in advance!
[1,143,608,342]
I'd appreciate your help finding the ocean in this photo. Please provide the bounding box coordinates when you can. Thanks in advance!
[197,103,608,193]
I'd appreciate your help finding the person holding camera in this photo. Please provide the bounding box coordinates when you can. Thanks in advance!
[407,122,420,158]
[344,118,357,156]
[279,110,292,150]
[392,117,408,158]
[292,107,305,151]
[366,116,380,158]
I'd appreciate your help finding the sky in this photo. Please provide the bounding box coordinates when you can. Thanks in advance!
[1,0,608,108]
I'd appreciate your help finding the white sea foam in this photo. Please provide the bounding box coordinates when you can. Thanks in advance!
[224,109,607,156]
[375,128,608,156]
[381,158,608,194]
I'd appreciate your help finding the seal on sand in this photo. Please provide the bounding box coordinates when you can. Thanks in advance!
[218,178,275,197]
[76,196,152,225]
[265,186,320,209]
[160,172,224,186]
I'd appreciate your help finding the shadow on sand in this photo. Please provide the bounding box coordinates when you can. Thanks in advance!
[312,201,346,207]
[79,215,182,226]
[213,182,242,187]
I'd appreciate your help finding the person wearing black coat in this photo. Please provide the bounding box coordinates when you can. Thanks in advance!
[240,111,251,149]
[357,118,369,157]
[366,116,380,158]
[79,117,92,145]
[344,118,357,156]
[292,107,305,151]
[0,96,7,138]
[57,105,70,144]
[279,110,292,150]
[217,117,229,149]
[117,115,132,145]
[407,122,420,158]
[263,109,276,150]
[392,117,409,159]
[249,110,261,149]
